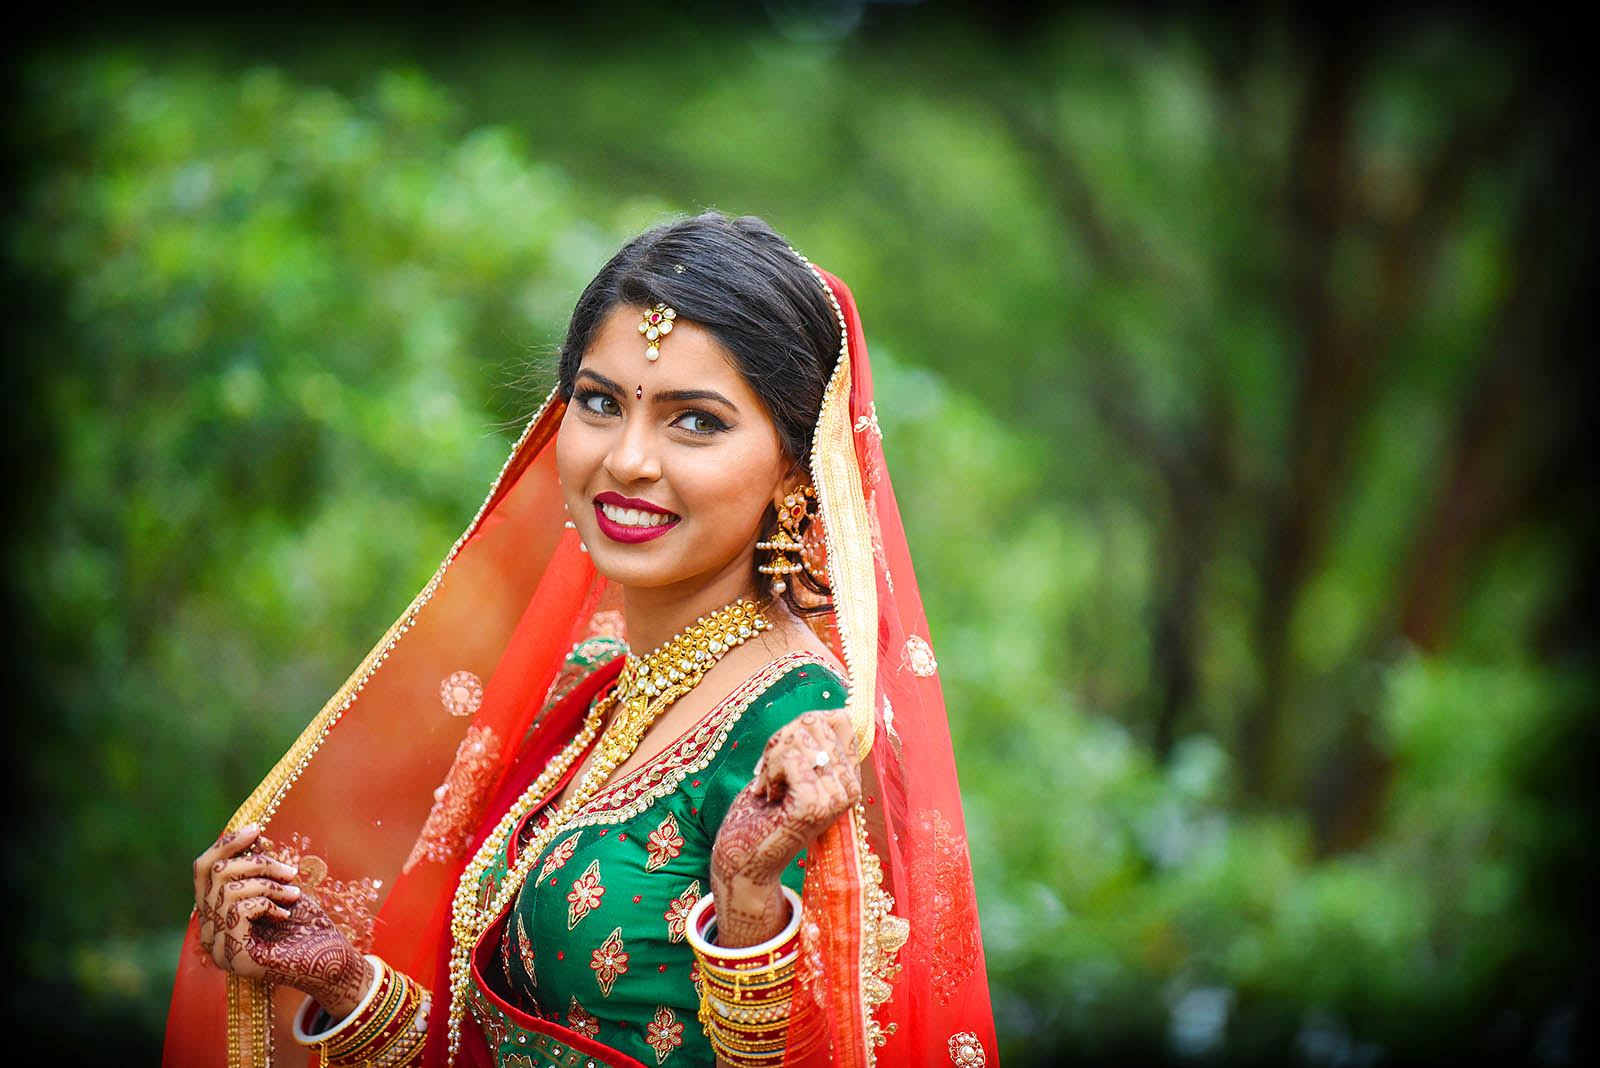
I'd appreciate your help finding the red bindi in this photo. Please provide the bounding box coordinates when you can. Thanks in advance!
[635,384,643,399]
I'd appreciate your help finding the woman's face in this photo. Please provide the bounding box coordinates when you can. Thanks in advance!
[556,304,793,604]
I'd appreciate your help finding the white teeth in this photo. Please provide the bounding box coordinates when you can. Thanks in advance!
[599,502,675,527]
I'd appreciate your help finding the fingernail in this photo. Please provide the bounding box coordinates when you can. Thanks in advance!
[285,885,302,898]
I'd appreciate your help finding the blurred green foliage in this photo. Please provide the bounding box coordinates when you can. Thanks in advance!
[4,8,1593,1065]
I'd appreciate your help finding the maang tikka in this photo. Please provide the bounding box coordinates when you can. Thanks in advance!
[638,303,676,360]
[757,485,815,595]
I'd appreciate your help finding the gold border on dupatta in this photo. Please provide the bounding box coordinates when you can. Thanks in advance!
[807,277,878,763]
[221,388,563,1068]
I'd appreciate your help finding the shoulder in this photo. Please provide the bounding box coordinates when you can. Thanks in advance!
[718,655,847,748]
[540,636,627,711]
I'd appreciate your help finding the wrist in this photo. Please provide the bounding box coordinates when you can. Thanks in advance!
[310,950,374,1020]
[705,880,789,949]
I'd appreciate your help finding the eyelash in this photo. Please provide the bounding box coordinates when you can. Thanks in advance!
[673,410,728,436]
[575,389,728,436]
[576,389,621,417]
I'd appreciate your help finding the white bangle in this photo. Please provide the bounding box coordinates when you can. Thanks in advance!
[290,954,385,1046]
[684,885,803,960]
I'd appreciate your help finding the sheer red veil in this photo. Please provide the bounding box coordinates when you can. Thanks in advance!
[163,255,997,1067]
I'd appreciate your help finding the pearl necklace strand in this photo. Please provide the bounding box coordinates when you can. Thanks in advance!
[445,598,771,1064]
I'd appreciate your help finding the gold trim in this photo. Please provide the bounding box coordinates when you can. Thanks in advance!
[804,264,878,762]
[222,387,562,1067]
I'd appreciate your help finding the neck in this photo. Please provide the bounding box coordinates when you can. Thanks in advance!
[620,575,765,656]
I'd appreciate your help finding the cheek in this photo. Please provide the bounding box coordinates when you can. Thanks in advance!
[554,411,594,501]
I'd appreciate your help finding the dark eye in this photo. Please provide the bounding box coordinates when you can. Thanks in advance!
[578,390,620,416]
[673,411,727,435]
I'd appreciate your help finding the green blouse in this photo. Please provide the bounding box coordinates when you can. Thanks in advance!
[470,642,845,1068]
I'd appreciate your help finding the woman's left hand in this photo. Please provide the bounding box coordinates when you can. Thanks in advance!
[710,707,860,946]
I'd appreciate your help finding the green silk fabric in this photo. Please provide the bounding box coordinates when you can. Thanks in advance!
[473,643,845,1067]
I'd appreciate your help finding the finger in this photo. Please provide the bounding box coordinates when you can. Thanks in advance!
[825,708,857,764]
[763,754,789,803]
[795,718,844,777]
[212,854,300,886]
[195,825,261,882]
[778,741,816,798]
[194,825,261,903]
[221,877,302,908]
[238,894,290,924]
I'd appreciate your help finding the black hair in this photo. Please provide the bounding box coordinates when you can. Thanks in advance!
[558,212,839,613]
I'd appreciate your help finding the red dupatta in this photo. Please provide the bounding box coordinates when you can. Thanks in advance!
[162,265,996,1068]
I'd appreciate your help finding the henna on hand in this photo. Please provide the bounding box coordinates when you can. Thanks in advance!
[191,827,371,1018]
[711,708,861,947]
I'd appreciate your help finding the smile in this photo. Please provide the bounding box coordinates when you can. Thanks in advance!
[592,493,680,544]
[599,502,675,527]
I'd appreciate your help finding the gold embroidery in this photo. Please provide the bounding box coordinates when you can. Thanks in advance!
[566,858,605,929]
[567,995,600,1038]
[645,812,685,872]
[645,1005,685,1063]
[664,879,701,944]
[590,927,629,997]
[403,724,503,874]
[221,388,561,1068]
[439,669,484,717]
[806,264,877,763]
[948,1031,986,1066]
[561,654,831,828]
[516,912,536,985]
[905,635,938,677]
[855,806,909,1052]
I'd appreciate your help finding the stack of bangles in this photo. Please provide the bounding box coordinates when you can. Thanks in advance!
[684,885,810,1065]
[291,955,431,1068]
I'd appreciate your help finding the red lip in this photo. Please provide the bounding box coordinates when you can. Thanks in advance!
[592,492,680,544]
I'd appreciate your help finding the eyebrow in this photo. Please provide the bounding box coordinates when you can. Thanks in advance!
[575,370,741,414]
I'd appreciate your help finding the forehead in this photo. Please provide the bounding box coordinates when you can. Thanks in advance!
[578,304,759,403]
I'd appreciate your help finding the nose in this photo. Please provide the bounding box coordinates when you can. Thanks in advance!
[603,416,662,484]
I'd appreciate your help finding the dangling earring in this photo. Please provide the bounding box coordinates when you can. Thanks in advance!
[757,485,815,595]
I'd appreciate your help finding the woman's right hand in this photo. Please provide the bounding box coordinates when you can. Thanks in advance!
[192,825,373,1019]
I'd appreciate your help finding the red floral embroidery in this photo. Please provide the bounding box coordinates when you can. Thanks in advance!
[645,1005,684,1063]
[566,858,605,929]
[402,725,502,874]
[645,813,684,872]
[591,927,629,997]
[567,995,600,1038]
[537,831,582,883]
[663,880,701,944]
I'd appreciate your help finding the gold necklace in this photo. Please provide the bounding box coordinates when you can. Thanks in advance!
[445,598,771,1064]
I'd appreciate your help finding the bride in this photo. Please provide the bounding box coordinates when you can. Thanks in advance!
[169,213,996,1068]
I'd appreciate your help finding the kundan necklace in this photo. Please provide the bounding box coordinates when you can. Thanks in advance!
[445,598,771,1064]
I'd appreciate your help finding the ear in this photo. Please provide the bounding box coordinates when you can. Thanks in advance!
[770,463,810,513]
